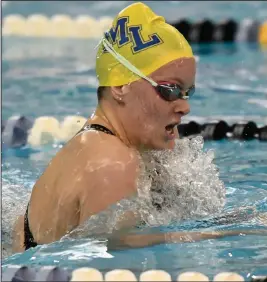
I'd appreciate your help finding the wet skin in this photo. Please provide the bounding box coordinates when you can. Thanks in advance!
[12,58,196,252]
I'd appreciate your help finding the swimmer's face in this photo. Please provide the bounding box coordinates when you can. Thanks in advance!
[113,57,196,150]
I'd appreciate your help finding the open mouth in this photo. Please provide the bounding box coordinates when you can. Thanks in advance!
[165,123,178,135]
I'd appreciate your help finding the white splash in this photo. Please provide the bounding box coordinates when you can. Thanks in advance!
[137,136,226,225]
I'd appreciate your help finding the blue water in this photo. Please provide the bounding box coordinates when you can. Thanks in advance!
[2,1,267,279]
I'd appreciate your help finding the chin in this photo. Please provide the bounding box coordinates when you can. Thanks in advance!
[164,140,176,150]
[149,139,176,151]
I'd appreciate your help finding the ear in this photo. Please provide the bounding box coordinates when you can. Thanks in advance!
[110,85,130,103]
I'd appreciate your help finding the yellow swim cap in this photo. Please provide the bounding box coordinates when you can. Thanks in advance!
[96,2,193,86]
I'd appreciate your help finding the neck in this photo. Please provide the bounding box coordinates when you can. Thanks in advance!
[88,100,132,147]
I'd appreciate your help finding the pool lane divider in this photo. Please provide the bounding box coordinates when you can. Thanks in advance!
[2,15,267,44]
[179,120,267,141]
[2,266,267,281]
[1,115,267,149]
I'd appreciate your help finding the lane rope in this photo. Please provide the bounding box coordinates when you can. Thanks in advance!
[2,115,267,149]
[2,266,267,281]
[2,15,267,44]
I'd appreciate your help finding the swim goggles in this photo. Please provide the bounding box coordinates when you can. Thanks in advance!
[100,36,195,101]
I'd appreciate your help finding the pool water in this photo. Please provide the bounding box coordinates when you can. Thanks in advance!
[2,139,267,278]
[2,1,267,278]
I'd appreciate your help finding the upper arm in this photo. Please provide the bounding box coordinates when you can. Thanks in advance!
[12,215,25,253]
[77,144,140,225]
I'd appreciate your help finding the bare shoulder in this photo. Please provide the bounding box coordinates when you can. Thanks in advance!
[75,134,141,222]
[77,132,140,174]
[78,135,140,192]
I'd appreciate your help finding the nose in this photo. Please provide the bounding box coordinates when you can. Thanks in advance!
[173,99,190,116]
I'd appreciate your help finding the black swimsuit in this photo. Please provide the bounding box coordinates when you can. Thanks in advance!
[24,124,115,250]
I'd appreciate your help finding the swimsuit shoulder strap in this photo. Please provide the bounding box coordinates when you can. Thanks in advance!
[24,204,38,250]
[78,123,115,136]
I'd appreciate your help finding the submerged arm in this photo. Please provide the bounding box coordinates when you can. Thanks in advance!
[107,229,267,250]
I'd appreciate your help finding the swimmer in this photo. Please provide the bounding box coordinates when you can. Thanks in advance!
[12,2,267,253]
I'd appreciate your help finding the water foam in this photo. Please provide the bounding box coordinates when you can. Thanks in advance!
[137,136,226,225]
